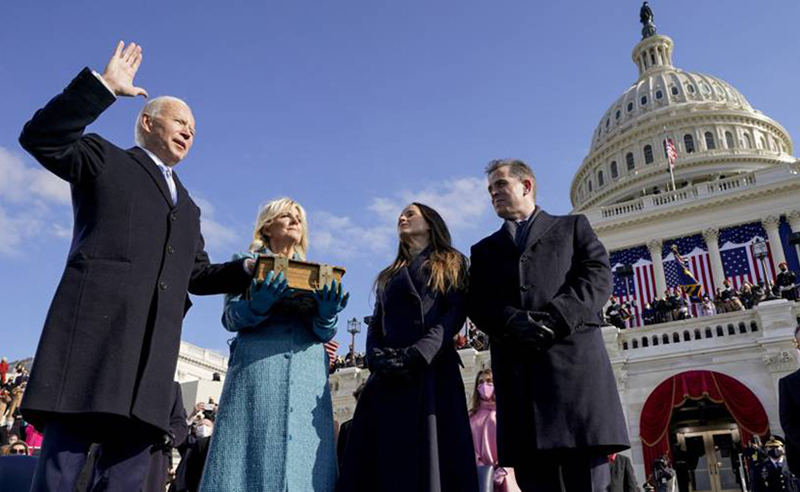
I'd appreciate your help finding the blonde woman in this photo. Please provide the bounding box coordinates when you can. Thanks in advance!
[201,198,348,492]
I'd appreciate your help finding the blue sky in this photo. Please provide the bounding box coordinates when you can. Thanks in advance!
[2,1,799,361]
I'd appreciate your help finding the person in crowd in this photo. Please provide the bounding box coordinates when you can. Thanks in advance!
[642,303,656,326]
[336,382,366,473]
[5,380,25,422]
[753,281,767,306]
[18,41,253,492]
[467,159,629,492]
[7,440,30,456]
[0,382,11,421]
[747,436,769,487]
[647,456,675,492]
[606,297,627,330]
[607,453,639,492]
[0,357,7,385]
[740,282,755,309]
[469,368,521,492]
[24,422,44,451]
[752,437,798,492]
[338,203,478,492]
[171,419,214,492]
[653,297,668,324]
[699,294,716,317]
[777,263,798,302]
[200,198,347,492]
[780,324,800,475]
[719,279,744,312]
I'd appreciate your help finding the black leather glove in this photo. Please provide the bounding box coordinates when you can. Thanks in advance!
[368,348,404,375]
[506,311,556,350]
[393,346,425,371]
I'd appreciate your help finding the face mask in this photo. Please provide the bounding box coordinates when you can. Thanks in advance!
[196,426,212,438]
[768,448,785,459]
[477,382,495,401]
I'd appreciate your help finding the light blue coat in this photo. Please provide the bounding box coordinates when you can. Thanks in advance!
[200,250,338,492]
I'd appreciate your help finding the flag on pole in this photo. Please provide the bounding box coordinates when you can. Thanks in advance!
[664,137,678,171]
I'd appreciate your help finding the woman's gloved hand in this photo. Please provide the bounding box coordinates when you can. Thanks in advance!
[248,271,290,316]
[314,279,350,323]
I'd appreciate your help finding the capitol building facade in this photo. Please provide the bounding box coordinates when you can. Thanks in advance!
[327,17,800,492]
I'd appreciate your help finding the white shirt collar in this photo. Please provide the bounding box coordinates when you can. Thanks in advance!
[140,147,170,171]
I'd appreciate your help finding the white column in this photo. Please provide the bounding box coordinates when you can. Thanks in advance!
[763,215,786,271]
[788,210,800,262]
[702,227,726,290]
[647,239,667,296]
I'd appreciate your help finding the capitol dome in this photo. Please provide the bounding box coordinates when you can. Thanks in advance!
[571,30,795,213]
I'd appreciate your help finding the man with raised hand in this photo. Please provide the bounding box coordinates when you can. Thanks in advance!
[468,159,629,492]
[19,42,252,491]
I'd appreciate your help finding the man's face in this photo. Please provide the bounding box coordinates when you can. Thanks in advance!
[141,101,195,166]
[487,166,535,220]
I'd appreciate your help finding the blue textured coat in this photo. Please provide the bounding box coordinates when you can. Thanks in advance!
[200,250,338,492]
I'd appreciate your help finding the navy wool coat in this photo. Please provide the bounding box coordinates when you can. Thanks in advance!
[18,68,250,436]
[468,209,629,465]
[337,250,478,492]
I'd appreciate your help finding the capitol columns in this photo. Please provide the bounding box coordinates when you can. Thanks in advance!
[647,239,667,295]
[762,215,786,270]
[788,210,800,261]
[702,228,726,289]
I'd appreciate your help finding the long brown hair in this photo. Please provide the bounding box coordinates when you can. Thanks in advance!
[469,368,493,416]
[374,202,466,295]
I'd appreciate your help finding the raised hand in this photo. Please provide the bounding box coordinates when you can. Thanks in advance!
[101,41,149,98]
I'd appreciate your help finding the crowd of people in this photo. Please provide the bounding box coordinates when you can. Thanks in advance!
[605,265,799,330]
[0,361,42,457]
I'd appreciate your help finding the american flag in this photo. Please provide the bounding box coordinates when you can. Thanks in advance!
[663,137,678,171]
[610,246,656,328]
[663,234,715,316]
[719,222,776,289]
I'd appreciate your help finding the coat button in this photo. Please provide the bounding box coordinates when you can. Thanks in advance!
[170,212,177,221]
[159,281,169,291]
[284,353,291,359]
[520,255,529,263]
[167,245,175,254]
[520,284,530,292]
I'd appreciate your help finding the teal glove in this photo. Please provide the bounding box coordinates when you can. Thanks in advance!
[313,279,349,323]
[249,271,290,316]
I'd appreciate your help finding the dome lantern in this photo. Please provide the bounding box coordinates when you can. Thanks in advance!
[632,35,674,78]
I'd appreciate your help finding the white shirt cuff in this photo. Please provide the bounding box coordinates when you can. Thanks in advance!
[91,70,116,97]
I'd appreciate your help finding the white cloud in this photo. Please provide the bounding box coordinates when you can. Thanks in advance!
[0,147,70,205]
[0,147,72,256]
[192,196,241,253]
[311,175,492,260]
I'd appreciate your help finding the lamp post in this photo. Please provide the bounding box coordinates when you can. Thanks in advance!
[347,317,362,366]
[752,238,777,300]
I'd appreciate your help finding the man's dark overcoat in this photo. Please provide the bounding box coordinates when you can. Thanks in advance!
[780,369,800,475]
[468,209,629,466]
[608,454,640,492]
[18,68,250,437]
[337,249,478,492]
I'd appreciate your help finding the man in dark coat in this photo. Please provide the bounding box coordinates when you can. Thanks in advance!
[468,159,630,491]
[780,325,800,476]
[19,42,252,491]
[776,263,798,302]
[607,454,639,492]
[752,437,799,492]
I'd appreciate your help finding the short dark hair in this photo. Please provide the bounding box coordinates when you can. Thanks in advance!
[485,158,537,199]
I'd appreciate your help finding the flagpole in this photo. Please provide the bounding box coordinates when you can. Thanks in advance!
[662,125,677,192]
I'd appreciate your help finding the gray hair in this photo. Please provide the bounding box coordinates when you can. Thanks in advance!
[134,96,191,147]
[485,158,537,199]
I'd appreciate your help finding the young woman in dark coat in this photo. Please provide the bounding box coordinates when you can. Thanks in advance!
[337,203,478,492]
